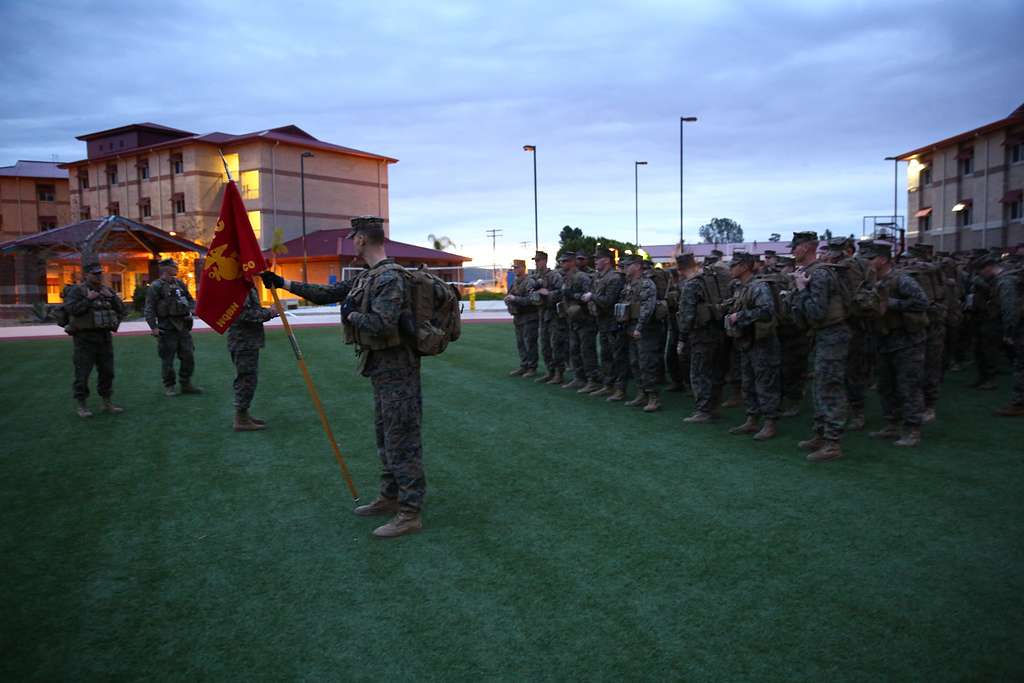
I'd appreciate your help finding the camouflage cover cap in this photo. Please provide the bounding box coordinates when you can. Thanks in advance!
[594,247,615,260]
[710,249,724,258]
[908,243,934,258]
[763,249,777,257]
[860,240,892,259]
[826,237,852,253]
[728,251,755,267]
[346,216,385,239]
[676,253,696,268]
[970,253,999,271]
[513,259,526,269]
[532,250,548,260]
[557,252,574,262]
[158,257,177,268]
[789,231,819,248]
[620,254,642,266]
[83,261,103,274]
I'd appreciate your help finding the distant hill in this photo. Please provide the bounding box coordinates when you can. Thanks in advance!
[461,266,500,283]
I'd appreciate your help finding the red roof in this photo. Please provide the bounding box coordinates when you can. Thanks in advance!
[0,215,207,255]
[264,228,469,264]
[75,122,195,141]
[894,102,1024,161]
[59,124,397,168]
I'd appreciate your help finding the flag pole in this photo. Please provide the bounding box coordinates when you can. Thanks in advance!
[219,150,359,502]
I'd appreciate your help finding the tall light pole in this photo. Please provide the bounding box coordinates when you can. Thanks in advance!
[634,161,647,247]
[680,116,697,246]
[486,227,503,287]
[300,151,314,282]
[523,145,538,251]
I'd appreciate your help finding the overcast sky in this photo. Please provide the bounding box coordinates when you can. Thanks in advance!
[2,0,1021,264]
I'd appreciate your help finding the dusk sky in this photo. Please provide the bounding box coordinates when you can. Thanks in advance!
[2,0,1021,265]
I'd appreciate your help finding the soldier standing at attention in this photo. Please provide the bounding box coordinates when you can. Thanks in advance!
[581,247,627,400]
[227,288,277,432]
[678,254,727,423]
[990,257,1023,417]
[539,253,573,385]
[560,251,601,392]
[864,241,929,447]
[664,257,689,393]
[63,262,127,417]
[828,238,869,430]
[145,258,202,396]
[505,259,541,377]
[725,252,781,440]
[790,231,850,463]
[530,251,562,384]
[262,217,426,538]
[620,256,663,412]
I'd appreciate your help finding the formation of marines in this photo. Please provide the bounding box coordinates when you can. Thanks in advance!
[507,234,1024,462]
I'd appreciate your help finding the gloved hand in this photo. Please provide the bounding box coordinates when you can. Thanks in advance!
[339,297,357,322]
[261,271,285,289]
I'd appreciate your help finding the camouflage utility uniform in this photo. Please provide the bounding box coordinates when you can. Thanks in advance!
[534,266,565,375]
[64,283,126,401]
[731,278,781,420]
[507,271,541,371]
[622,274,663,394]
[678,273,726,415]
[589,267,628,390]
[227,288,276,411]
[562,269,600,383]
[144,277,196,389]
[874,271,929,431]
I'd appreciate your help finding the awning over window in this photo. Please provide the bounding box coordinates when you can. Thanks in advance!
[914,207,933,218]
[955,148,975,160]
[952,199,973,212]
[999,189,1023,204]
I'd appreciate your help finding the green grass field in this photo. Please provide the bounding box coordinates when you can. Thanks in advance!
[2,323,1023,680]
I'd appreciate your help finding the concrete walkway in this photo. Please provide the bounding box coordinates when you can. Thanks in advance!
[0,302,511,341]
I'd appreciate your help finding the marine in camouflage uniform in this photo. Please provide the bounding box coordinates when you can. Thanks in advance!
[505,260,541,377]
[863,241,929,446]
[531,251,563,383]
[144,258,201,396]
[678,256,727,422]
[991,257,1024,416]
[790,231,849,463]
[620,256,663,412]
[267,216,426,538]
[560,251,601,391]
[227,288,277,430]
[904,244,947,423]
[664,260,689,392]
[968,262,1002,389]
[539,254,573,385]
[725,253,781,440]
[581,247,628,399]
[828,239,870,429]
[63,262,127,417]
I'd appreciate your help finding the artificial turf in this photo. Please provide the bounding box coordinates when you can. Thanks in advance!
[2,322,1023,680]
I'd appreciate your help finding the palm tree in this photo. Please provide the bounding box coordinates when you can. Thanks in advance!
[428,234,455,251]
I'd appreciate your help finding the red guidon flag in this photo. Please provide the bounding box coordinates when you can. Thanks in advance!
[195,181,267,333]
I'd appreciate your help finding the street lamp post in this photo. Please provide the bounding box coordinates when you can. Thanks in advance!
[523,145,538,251]
[680,116,697,246]
[884,155,902,251]
[300,151,314,282]
[634,161,647,247]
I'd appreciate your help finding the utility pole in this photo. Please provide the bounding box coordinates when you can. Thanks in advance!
[486,228,503,288]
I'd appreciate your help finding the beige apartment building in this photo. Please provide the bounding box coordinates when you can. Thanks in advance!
[0,161,71,241]
[896,103,1024,252]
[60,122,396,248]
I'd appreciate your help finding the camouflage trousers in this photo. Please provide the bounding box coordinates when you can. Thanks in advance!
[230,348,260,411]
[569,318,600,382]
[538,311,555,371]
[372,365,426,512]
[779,327,810,403]
[1012,329,1024,407]
[597,323,629,388]
[878,341,925,427]
[72,330,115,400]
[739,336,781,419]
[542,313,569,372]
[689,337,726,413]
[629,322,665,392]
[810,324,849,441]
[845,323,869,411]
[157,329,195,387]
[665,320,688,387]
[513,314,540,370]
[923,325,945,408]
[975,322,1002,383]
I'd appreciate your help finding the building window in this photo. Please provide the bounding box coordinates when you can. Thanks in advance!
[241,169,260,199]
[246,210,262,240]
[39,216,58,231]
[956,206,972,227]
[107,201,120,216]
[1011,143,1023,164]
[919,167,932,185]
[1011,200,1023,221]
[919,215,931,232]
[140,197,152,218]
[172,193,185,214]
[36,184,55,202]
[80,207,91,220]
[957,155,974,176]
[107,165,118,185]
[139,162,149,180]
[171,154,183,175]
[78,171,90,190]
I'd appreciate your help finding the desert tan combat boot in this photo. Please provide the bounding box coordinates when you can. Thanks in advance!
[535,371,554,384]
[562,377,586,390]
[546,370,564,385]
[605,387,626,402]
[729,416,759,434]
[920,408,936,424]
[233,410,266,431]
[590,385,611,397]
[508,367,527,377]
[625,390,648,407]
[797,434,825,451]
[682,411,714,423]
[894,427,921,447]
[76,400,93,418]
[373,511,423,538]
[522,368,537,378]
[353,496,400,517]
[164,386,178,397]
[807,440,843,463]
[577,381,602,394]
[180,383,203,394]
[642,393,661,412]
[753,419,777,441]
[846,410,865,431]
[868,422,901,440]
[102,399,124,414]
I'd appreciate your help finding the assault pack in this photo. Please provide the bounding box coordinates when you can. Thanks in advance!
[694,265,733,326]
[897,261,944,325]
